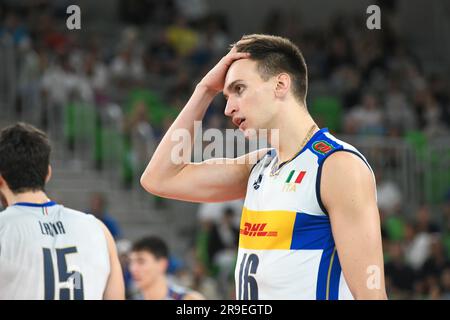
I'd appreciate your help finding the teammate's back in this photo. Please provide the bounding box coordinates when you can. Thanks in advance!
[0,202,110,299]
[0,123,124,300]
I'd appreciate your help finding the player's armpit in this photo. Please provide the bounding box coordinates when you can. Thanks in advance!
[98,221,125,300]
[141,148,271,203]
[320,151,387,300]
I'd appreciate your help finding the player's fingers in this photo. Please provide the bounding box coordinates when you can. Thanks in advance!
[235,39,252,46]
[225,52,251,64]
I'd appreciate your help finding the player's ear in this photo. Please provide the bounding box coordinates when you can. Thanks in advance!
[161,257,169,273]
[274,73,291,99]
[0,174,7,190]
[0,191,8,208]
[45,165,52,183]
[0,176,10,207]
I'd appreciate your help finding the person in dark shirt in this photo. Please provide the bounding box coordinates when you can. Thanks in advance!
[385,241,416,298]
[420,237,450,280]
[87,192,122,239]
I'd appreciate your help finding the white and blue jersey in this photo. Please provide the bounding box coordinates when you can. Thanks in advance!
[0,201,110,300]
[235,127,374,300]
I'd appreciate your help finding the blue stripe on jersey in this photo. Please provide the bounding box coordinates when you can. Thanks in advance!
[316,239,342,300]
[290,213,332,250]
[328,250,342,300]
[14,201,57,208]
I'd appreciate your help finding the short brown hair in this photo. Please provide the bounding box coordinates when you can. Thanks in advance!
[0,122,51,193]
[234,34,308,104]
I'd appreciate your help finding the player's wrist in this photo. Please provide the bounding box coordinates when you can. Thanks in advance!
[196,82,219,98]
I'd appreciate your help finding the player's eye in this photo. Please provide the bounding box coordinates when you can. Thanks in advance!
[236,85,244,95]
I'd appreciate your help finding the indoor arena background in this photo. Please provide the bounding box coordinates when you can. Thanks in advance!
[0,0,449,299]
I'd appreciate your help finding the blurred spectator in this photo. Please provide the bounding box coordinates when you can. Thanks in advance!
[324,35,353,76]
[404,206,440,271]
[110,28,145,86]
[344,93,385,135]
[87,192,122,239]
[144,32,178,75]
[385,241,416,299]
[83,51,110,105]
[197,199,243,228]
[444,193,450,259]
[189,259,221,299]
[207,207,239,298]
[110,47,145,85]
[0,10,30,49]
[124,100,157,176]
[116,239,134,298]
[441,267,450,299]
[384,80,417,134]
[415,205,441,234]
[420,237,450,281]
[129,236,205,300]
[376,170,402,216]
[175,0,208,22]
[165,15,199,57]
[208,208,239,262]
[35,12,69,54]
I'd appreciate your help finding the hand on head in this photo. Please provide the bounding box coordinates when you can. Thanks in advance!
[198,45,251,94]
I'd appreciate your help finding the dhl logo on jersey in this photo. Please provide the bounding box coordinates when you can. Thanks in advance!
[239,207,297,250]
[240,223,278,237]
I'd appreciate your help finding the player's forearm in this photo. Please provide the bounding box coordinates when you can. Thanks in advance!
[348,268,387,300]
[352,287,387,300]
[140,84,216,190]
[336,236,387,300]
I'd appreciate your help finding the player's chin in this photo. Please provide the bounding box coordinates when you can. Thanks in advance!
[242,127,257,139]
[241,124,259,139]
[132,276,143,284]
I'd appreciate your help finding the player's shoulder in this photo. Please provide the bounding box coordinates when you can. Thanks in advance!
[305,128,345,162]
[321,150,375,199]
[57,205,103,227]
[306,128,367,165]
[0,206,20,224]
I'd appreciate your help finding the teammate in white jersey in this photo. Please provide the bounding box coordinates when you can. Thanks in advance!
[141,34,387,299]
[0,123,125,300]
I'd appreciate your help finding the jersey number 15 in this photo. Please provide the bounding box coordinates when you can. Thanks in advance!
[42,247,84,300]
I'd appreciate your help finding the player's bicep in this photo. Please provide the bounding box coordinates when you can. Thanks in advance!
[321,152,386,299]
[98,221,125,300]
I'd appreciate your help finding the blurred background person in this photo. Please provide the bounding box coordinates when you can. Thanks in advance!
[129,236,205,300]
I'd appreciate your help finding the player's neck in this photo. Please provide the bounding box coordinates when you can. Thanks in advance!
[270,107,318,163]
[2,190,51,207]
[142,276,169,300]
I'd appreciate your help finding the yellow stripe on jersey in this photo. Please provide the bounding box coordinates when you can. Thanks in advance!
[239,207,297,250]
[326,247,337,300]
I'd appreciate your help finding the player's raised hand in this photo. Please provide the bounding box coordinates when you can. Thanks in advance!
[198,46,250,94]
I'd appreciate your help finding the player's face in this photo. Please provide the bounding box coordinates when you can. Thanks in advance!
[129,251,167,289]
[223,59,279,138]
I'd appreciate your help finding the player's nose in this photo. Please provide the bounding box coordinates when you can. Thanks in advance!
[224,99,238,117]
